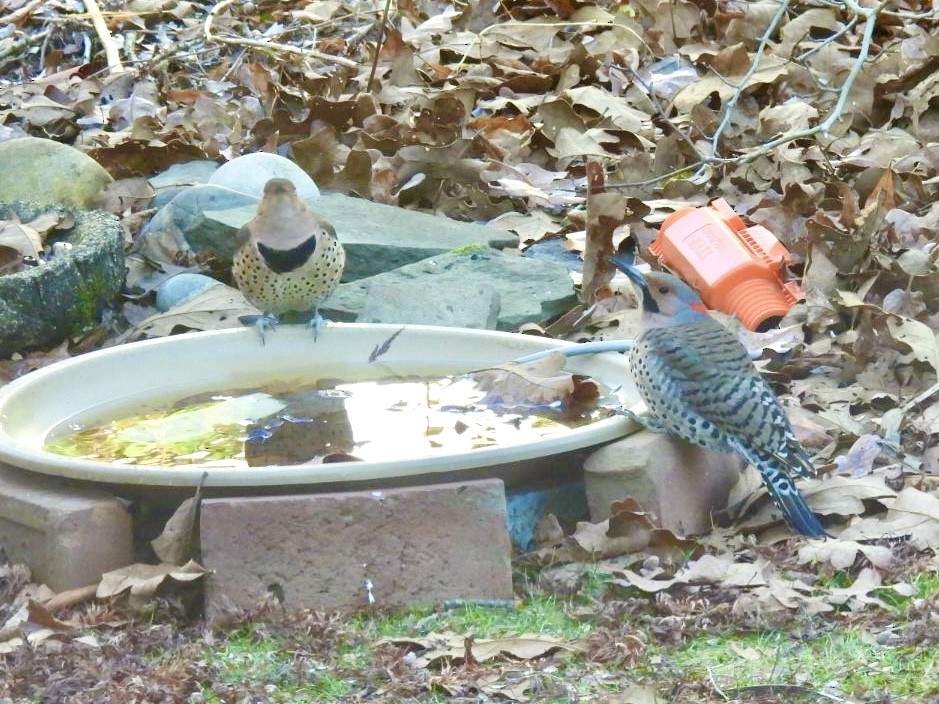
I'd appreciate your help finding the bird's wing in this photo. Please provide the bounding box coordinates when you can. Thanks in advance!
[641,322,812,473]
[234,223,253,249]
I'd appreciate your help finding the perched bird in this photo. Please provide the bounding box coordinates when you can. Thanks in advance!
[232,178,345,340]
[612,256,826,537]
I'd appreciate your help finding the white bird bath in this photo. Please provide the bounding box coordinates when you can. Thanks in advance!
[0,324,639,502]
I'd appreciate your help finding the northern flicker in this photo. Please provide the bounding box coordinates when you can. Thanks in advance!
[232,178,345,340]
[612,256,825,537]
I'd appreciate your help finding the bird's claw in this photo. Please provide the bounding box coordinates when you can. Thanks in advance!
[255,313,280,345]
[616,406,666,433]
[308,310,330,342]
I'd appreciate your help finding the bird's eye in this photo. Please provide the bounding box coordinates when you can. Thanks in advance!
[658,286,670,294]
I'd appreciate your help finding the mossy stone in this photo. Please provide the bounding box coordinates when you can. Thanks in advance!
[0,202,125,357]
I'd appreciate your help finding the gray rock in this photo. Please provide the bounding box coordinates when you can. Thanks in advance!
[149,160,220,208]
[205,192,518,281]
[359,280,500,329]
[523,237,584,271]
[138,184,256,262]
[324,247,577,331]
[207,153,320,200]
[155,272,219,312]
[0,137,112,208]
[139,168,518,281]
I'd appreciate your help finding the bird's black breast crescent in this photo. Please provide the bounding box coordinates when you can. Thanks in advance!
[257,235,318,273]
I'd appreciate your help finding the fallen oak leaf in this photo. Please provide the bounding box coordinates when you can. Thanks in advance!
[377,631,580,668]
[798,539,894,570]
[97,559,208,601]
[125,283,260,338]
[839,486,939,548]
[471,351,573,407]
[613,554,769,593]
[471,351,602,412]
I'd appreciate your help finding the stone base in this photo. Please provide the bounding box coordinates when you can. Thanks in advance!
[200,478,513,616]
[0,464,133,591]
[584,431,743,535]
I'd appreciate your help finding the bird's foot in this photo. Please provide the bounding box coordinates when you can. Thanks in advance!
[255,313,280,345]
[308,309,331,342]
[616,406,666,433]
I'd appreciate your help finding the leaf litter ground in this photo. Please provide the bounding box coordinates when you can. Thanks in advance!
[2,0,939,701]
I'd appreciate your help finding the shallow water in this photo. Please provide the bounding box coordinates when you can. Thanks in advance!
[45,375,615,468]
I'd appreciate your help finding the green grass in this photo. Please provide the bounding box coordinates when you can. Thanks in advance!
[200,625,358,702]
[187,572,939,703]
[652,629,939,700]
[365,593,592,641]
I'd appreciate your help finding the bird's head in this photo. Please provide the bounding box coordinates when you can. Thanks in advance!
[610,254,709,322]
[257,178,305,217]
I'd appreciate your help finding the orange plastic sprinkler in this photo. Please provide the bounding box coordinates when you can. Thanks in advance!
[650,198,805,331]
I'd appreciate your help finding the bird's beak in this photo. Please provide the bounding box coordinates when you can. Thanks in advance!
[609,253,648,292]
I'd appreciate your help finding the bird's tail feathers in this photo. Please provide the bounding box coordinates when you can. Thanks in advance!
[772,446,817,480]
[758,462,826,537]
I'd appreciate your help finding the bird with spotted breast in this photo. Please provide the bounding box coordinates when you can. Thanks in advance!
[232,178,345,341]
[611,255,826,537]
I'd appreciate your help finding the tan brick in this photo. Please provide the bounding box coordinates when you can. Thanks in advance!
[0,464,133,591]
[201,478,513,616]
[584,431,743,535]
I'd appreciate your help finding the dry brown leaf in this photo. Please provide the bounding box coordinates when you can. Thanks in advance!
[839,487,939,548]
[150,494,201,565]
[377,631,578,668]
[471,351,576,407]
[572,518,652,559]
[127,283,259,338]
[798,539,894,570]
[97,559,208,600]
[0,221,42,259]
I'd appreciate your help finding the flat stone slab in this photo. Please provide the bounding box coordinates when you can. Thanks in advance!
[0,464,133,591]
[200,478,513,615]
[325,247,577,330]
[584,431,743,535]
[203,192,518,281]
[358,279,501,329]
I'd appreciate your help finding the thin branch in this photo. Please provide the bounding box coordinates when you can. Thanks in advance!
[0,29,50,71]
[600,0,908,189]
[366,0,393,91]
[83,0,127,74]
[0,0,49,26]
[203,0,359,69]
[797,14,859,61]
[709,0,791,157]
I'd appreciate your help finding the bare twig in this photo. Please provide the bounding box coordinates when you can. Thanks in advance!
[0,0,49,26]
[708,0,791,158]
[204,0,359,69]
[0,28,50,71]
[82,0,127,73]
[366,0,393,91]
[603,0,926,190]
[705,665,729,700]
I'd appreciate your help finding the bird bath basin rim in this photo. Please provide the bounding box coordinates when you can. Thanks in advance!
[0,324,638,489]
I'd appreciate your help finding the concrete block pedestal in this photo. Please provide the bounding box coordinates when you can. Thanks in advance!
[200,479,514,616]
[0,464,133,591]
[584,430,743,535]
[0,465,550,611]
